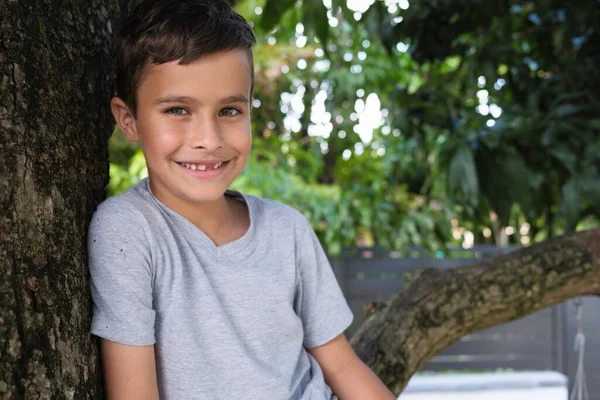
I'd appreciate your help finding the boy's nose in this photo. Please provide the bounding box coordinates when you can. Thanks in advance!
[188,118,225,151]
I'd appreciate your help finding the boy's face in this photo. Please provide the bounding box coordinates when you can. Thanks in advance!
[112,49,253,211]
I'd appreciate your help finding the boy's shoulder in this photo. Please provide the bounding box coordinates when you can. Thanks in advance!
[241,192,311,229]
[91,179,157,231]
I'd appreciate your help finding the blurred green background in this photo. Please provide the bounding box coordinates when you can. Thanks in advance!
[108,0,600,255]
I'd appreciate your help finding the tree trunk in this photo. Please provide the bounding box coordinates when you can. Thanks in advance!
[351,228,600,395]
[0,0,120,398]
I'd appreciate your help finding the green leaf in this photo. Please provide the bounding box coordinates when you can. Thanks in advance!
[503,151,533,214]
[588,119,600,130]
[578,168,600,215]
[549,143,577,174]
[260,0,296,31]
[552,104,594,118]
[364,1,383,43]
[448,144,479,206]
[331,0,354,22]
[363,0,398,56]
[552,91,588,106]
[559,178,581,232]
[302,0,329,48]
[552,25,566,54]
[440,55,461,73]
[475,147,532,225]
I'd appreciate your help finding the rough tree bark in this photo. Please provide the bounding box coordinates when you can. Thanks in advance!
[2,0,600,399]
[0,0,120,398]
[351,228,600,394]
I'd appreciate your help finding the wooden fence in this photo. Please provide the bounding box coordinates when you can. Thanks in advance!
[334,246,600,398]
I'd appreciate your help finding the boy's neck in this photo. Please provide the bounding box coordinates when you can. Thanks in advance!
[149,182,249,247]
[186,196,249,247]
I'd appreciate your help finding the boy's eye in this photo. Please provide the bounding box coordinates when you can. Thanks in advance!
[166,107,189,116]
[220,107,241,117]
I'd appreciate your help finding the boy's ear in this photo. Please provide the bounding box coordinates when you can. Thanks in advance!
[110,97,139,142]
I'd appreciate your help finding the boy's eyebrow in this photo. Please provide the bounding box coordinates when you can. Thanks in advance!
[154,95,196,105]
[218,95,249,105]
[154,95,249,106]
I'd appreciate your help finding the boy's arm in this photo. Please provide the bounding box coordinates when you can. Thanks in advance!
[101,339,159,400]
[308,334,396,400]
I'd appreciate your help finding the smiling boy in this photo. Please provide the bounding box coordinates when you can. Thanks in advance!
[88,0,395,399]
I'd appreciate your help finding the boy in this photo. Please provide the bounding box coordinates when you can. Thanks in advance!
[88,0,396,399]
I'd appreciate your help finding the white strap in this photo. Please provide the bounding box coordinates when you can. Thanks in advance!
[569,298,589,400]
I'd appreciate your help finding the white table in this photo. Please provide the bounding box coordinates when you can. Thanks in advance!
[398,371,568,400]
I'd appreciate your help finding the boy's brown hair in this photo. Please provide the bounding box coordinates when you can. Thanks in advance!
[114,0,256,116]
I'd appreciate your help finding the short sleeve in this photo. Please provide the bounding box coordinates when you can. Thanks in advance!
[294,216,353,348]
[88,199,156,346]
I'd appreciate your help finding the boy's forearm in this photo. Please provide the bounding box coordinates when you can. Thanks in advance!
[327,358,396,400]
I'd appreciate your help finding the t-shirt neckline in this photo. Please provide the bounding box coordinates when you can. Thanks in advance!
[141,178,256,256]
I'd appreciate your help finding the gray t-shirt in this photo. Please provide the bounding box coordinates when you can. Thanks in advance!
[88,178,353,399]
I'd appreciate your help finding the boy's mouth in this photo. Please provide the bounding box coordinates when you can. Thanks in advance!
[176,161,229,171]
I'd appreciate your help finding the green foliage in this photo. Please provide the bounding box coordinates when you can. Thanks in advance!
[365,0,600,236]
[108,127,146,197]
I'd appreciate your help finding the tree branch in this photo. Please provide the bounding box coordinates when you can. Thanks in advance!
[350,228,600,395]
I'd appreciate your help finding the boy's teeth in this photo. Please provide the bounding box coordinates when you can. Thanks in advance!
[181,161,225,171]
